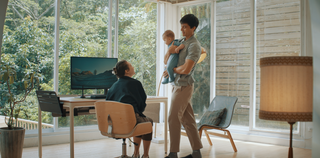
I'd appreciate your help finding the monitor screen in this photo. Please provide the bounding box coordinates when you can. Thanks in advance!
[71,57,118,90]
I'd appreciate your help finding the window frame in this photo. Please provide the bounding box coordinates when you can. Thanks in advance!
[21,0,312,149]
[172,0,311,140]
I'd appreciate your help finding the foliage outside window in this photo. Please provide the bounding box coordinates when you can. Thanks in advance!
[0,0,301,132]
[181,3,211,120]
[1,0,55,130]
[118,0,157,96]
[57,0,157,127]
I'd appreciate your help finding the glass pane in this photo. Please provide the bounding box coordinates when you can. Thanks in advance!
[118,0,157,96]
[57,0,158,128]
[216,0,251,126]
[1,0,55,130]
[181,3,211,120]
[58,0,110,127]
[255,0,300,131]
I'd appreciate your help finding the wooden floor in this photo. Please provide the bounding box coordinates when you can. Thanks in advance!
[22,136,311,158]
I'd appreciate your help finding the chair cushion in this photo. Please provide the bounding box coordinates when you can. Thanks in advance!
[199,108,227,127]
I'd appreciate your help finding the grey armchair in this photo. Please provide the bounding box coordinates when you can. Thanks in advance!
[181,95,238,152]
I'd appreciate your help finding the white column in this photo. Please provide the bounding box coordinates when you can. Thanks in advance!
[166,2,179,101]
[108,0,113,57]
[249,0,256,130]
[157,2,179,97]
[156,2,166,127]
[156,2,164,97]
[309,0,320,157]
[300,0,313,148]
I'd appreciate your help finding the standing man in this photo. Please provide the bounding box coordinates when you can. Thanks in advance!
[163,14,203,158]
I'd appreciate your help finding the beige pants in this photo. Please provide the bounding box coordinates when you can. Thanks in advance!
[168,84,203,152]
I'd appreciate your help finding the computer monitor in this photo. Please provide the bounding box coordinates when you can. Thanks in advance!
[71,57,118,97]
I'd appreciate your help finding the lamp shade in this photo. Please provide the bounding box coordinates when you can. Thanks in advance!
[259,56,313,122]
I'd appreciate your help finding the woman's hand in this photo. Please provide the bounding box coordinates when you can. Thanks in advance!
[162,70,169,78]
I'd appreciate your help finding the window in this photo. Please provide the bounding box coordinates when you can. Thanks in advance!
[216,0,251,126]
[181,3,211,120]
[57,0,110,128]
[1,0,55,130]
[57,0,157,128]
[118,0,157,96]
[255,0,300,131]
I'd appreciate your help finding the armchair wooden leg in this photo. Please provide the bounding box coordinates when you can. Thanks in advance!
[225,130,237,152]
[204,130,213,146]
[199,128,203,139]
[181,130,187,136]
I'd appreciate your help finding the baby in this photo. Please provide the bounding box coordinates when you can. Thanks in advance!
[162,30,185,84]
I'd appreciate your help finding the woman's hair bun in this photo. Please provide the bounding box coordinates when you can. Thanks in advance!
[113,60,128,78]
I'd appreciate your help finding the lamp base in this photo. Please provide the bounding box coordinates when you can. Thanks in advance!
[288,147,293,158]
[288,122,296,158]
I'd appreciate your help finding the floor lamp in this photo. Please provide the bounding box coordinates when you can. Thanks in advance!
[259,56,313,158]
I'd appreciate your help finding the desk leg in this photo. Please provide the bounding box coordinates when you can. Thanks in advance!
[164,101,168,155]
[70,106,74,158]
[38,106,42,158]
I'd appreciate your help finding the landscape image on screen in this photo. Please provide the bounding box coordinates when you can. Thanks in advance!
[71,57,118,89]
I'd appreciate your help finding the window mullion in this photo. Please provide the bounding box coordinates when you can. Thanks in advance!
[249,0,257,131]
[108,0,113,57]
[210,0,216,102]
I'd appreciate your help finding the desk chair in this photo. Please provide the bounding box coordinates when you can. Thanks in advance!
[181,96,238,152]
[95,101,152,158]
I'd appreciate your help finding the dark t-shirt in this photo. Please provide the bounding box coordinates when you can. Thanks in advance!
[106,76,147,117]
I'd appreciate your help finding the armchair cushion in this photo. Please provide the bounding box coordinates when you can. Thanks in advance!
[199,108,227,126]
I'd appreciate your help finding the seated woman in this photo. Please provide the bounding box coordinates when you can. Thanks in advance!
[106,60,153,158]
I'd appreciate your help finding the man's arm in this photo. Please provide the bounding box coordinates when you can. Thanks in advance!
[173,59,196,75]
[164,42,178,64]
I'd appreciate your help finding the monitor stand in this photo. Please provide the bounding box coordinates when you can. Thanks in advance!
[80,86,85,98]
[79,87,108,98]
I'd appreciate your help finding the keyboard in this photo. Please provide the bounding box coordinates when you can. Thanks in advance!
[90,95,106,99]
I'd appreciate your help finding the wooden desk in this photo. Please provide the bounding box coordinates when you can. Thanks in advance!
[38,96,168,158]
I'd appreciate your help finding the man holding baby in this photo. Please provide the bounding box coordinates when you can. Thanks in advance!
[163,14,203,158]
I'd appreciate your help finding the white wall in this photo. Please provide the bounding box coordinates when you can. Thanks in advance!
[309,0,320,157]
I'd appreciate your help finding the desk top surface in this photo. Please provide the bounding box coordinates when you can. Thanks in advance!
[60,96,167,103]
